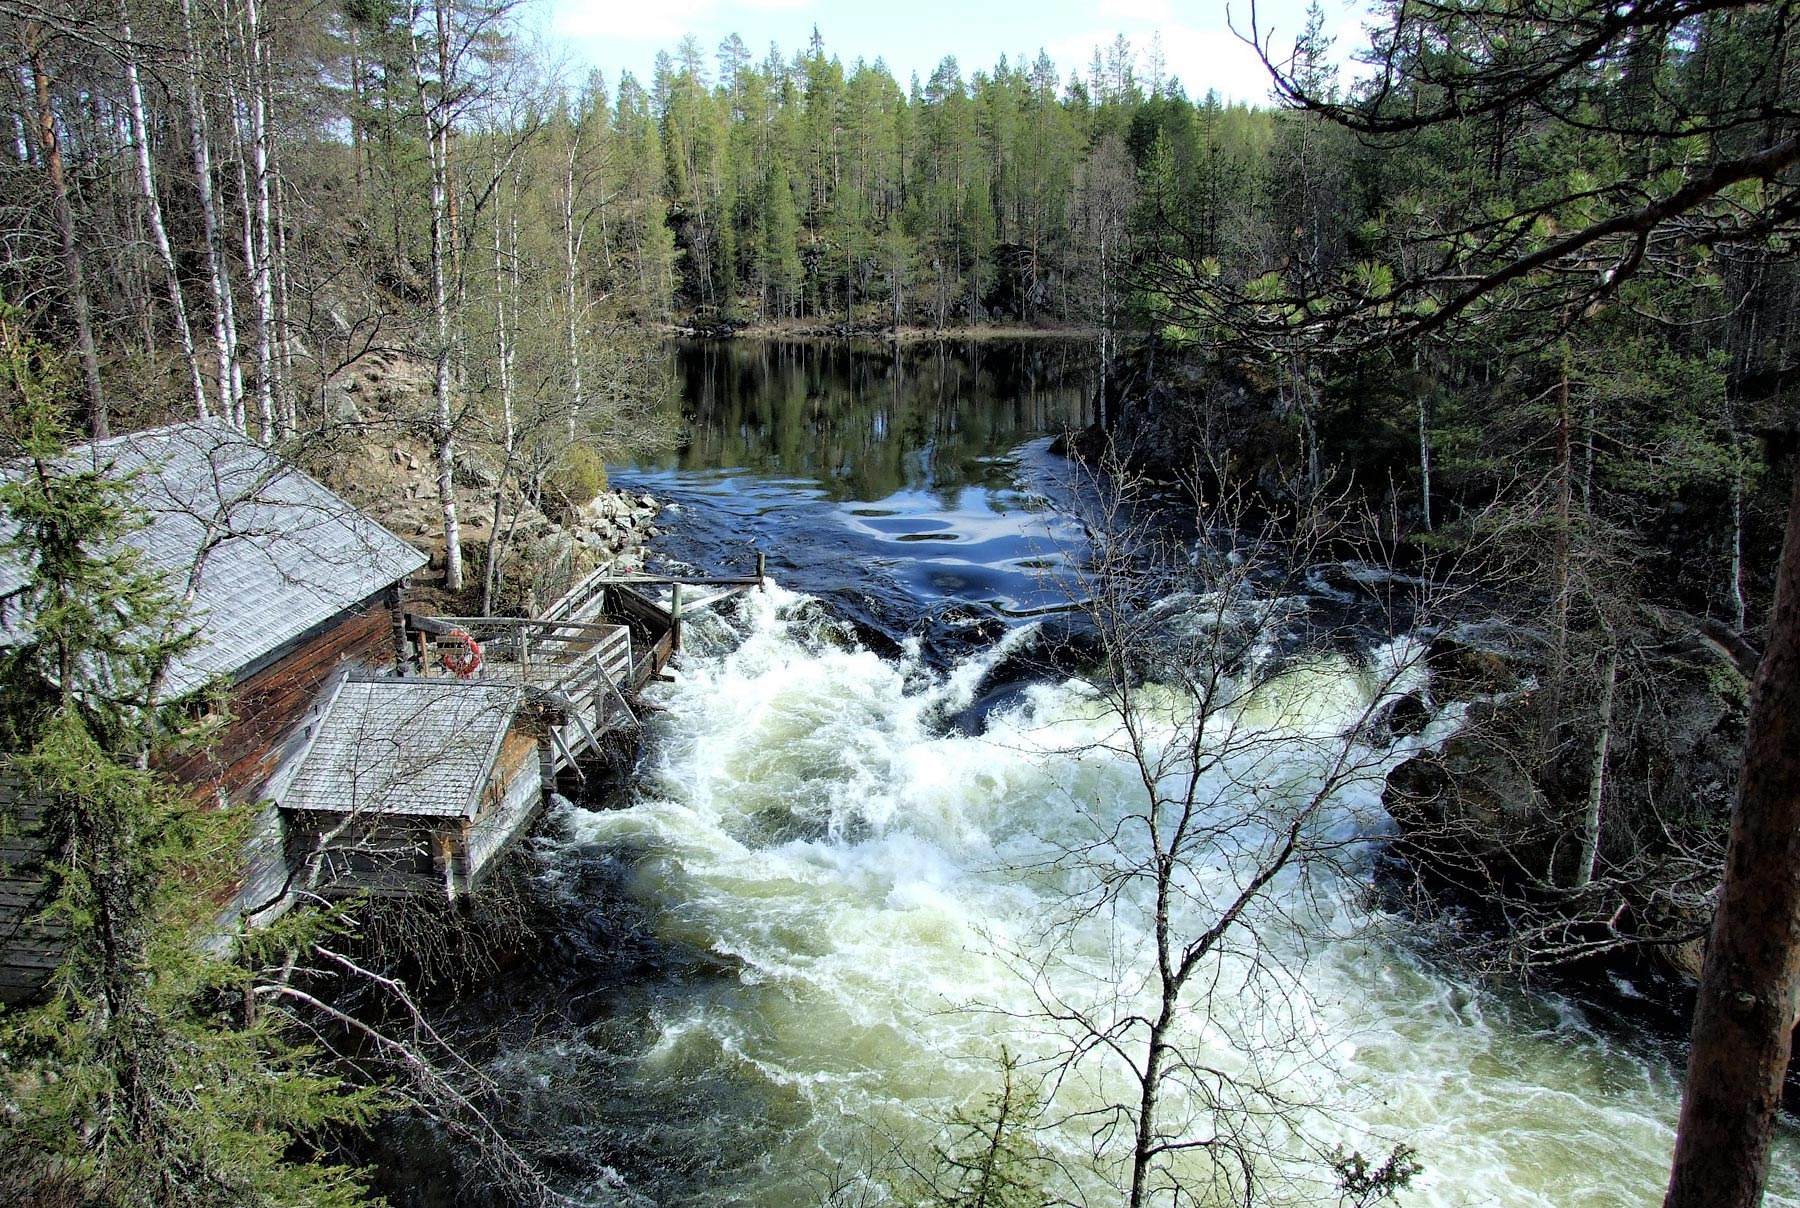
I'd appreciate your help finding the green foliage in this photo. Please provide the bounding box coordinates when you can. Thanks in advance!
[2,715,381,1208]
[0,308,195,747]
[543,442,608,521]
[0,350,382,1208]
[1330,1143,1421,1208]
[911,1051,1048,1208]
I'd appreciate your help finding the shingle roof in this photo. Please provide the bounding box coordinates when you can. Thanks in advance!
[0,421,428,699]
[279,678,522,818]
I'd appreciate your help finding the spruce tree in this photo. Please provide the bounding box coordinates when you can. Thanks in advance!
[0,310,380,1208]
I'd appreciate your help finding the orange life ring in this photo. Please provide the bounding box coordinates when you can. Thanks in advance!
[440,626,483,678]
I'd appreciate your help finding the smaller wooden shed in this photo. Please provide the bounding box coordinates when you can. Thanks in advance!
[275,676,543,900]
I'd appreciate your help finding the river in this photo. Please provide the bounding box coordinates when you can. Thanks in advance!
[403,340,1799,1207]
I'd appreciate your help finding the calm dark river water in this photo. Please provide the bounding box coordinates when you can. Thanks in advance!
[617,338,1099,654]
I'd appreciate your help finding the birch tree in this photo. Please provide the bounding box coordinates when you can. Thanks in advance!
[179,0,244,428]
[1008,472,1427,1208]
[118,0,208,421]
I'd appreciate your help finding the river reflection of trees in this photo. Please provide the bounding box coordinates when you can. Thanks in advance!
[644,339,1096,505]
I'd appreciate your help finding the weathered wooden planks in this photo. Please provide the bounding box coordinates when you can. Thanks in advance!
[161,597,399,806]
[0,772,64,1004]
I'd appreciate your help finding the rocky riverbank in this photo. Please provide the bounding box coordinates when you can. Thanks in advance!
[1054,344,1754,994]
[1380,623,1745,983]
[299,424,662,614]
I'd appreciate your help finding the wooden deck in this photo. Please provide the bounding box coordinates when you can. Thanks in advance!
[270,558,768,903]
[406,606,647,780]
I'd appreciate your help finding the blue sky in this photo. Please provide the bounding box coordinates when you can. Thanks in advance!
[530,0,1375,106]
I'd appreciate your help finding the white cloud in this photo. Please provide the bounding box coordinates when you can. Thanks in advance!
[1046,22,1279,105]
[551,0,716,43]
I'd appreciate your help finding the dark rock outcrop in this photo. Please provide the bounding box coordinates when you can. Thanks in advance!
[1383,619,1747,981]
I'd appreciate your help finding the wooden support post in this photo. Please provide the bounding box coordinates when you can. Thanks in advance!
[438,831,457,901]
[756,550,767,590]
[390,584,412,673]
[671,582,684,653]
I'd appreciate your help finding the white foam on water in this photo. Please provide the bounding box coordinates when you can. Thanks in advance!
[549,581,1800,1207]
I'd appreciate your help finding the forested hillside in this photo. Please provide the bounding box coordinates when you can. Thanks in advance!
[0,0,1271,588]
[0,0,1279,389]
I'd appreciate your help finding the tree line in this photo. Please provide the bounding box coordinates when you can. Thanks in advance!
[0,0,1290,596]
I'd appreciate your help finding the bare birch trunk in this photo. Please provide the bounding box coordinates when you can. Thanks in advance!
[481,157,519,617]
[181,0,244,428]
[243,0,278,443]
[120,3,209,421]
[1415,353,1433,532]
[415,0,462,591]
[1573,643,1617,890]
[348,22,366,201]
[227,72,257,432]
[563,132,585,443]
[1541,340,1575,775]
[271,157,296,435]
[1731,434,1748,632]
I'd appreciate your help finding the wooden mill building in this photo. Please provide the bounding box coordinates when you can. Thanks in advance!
[0,421,712,1002]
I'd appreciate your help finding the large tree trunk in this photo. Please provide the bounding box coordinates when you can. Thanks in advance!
[1664,464,1800,1208]
[25,28,106,438]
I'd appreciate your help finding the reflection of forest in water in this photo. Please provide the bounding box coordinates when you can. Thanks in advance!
[641,339,1097,503]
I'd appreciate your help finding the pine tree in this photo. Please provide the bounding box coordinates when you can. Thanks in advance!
[916,1050,1048,1208]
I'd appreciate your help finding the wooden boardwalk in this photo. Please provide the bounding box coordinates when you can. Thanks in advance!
[404,557,764,779]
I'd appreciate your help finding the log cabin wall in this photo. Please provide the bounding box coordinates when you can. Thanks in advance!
[162,589,403,807]
[282,812,444,893]
[0,773,63,1004]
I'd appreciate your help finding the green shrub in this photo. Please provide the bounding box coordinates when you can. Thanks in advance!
[543,443,607,521]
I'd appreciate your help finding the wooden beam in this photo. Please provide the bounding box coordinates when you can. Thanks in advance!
[603,575,764,587]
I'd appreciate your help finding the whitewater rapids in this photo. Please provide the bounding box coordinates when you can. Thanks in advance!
[526,583,1798,1208]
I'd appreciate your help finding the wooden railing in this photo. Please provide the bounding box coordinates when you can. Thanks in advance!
[400,552,768,753]
[405,614,632,700]
[542,552,768,629]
